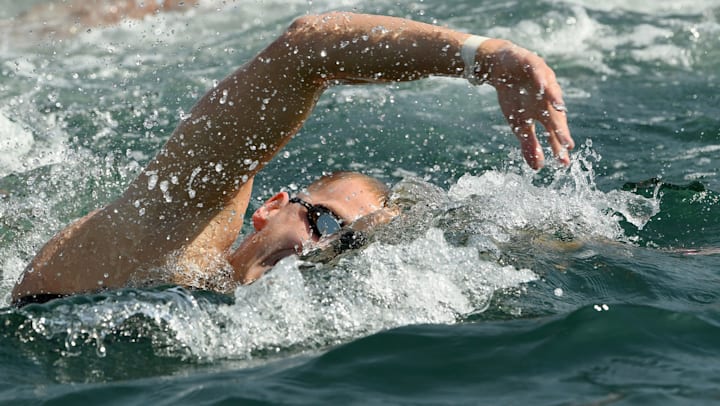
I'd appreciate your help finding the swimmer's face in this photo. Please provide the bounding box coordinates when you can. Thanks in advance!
[232,175,393,283]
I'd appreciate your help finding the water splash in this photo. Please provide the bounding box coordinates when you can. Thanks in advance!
[2,142,662,367]
[7,224,536,364]
[445,144,658,243]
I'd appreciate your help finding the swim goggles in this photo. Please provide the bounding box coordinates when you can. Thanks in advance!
[289,196,344,238]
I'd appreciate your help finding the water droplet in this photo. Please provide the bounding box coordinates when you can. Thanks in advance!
[147,174,158,190]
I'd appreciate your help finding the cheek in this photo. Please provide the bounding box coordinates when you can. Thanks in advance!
[269,212,315,250]
[291,210,322,243]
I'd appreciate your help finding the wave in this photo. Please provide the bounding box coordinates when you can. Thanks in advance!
[4,302,719,403]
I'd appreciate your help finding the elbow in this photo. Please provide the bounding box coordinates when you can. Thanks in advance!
[284,14,322,37]
[286,14,314,32]
[287,11,355,32]
[280,13,351,86]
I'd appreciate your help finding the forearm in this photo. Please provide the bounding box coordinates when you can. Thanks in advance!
[279,12,474,83]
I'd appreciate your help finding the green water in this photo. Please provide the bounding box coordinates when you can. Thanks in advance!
[1,0,720,404]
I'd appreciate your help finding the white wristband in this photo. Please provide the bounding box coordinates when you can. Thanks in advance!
[461,35,490,85]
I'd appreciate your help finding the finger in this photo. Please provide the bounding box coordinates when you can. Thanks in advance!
[499,91,546,169]
[541,107,573,165]
[514,122,545,169]
[543,79,574,147]
[546,125,570,166]
[540,99,575,149]
[538,81,574,165]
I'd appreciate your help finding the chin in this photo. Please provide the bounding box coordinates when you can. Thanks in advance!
[240,248,297,284]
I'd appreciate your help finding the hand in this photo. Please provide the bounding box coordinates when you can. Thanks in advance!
[481,40,574,169]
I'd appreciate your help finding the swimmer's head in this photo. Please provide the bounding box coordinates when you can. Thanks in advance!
[232,171,398,283]
[298,172,398,262]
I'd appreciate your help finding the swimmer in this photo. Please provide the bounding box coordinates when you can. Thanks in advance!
[11,11,574,306]
[7,0,192,37]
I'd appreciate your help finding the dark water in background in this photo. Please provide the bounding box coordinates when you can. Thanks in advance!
[1,0,720,404]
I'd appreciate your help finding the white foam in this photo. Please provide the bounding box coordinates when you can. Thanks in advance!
[447,145,659,237]
[0,110,68,178]
[481,5,614,74]
[200,227,533,359]
[482,1,718,77]
[562,0,720,15]
[671,144,720,161]
[0,112,34,177]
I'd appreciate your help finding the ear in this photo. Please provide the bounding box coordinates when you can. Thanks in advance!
[252,191,289,231]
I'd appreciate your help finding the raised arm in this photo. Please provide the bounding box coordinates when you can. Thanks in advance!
[131,12,573,214]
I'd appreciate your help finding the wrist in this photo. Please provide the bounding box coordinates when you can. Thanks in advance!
[462,37,514,87]
[461,35,491,85]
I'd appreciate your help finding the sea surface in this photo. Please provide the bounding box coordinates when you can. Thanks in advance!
[1,0,719,404]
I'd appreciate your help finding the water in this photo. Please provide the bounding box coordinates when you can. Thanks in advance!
[1,0,719,404]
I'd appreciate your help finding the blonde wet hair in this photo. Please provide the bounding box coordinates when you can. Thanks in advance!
[307,171,391,207]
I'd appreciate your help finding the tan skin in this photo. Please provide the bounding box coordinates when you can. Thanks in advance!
[11,12,574,302]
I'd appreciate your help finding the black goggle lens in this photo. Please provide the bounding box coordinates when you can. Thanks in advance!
[290,197,344,237]
[312,211,343,236]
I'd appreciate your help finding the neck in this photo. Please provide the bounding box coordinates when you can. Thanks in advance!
[228,232,276,284]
